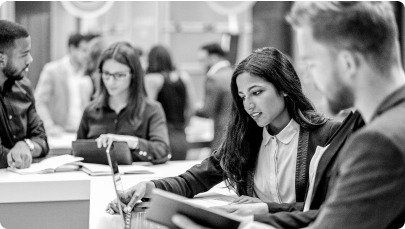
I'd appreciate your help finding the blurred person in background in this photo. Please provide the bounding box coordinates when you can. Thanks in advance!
[35,33,98,136]
[77,42,170,164]
[84,36,105,100]
[145,45,196,160]
[196,43,233,151]
[0,20,48,169]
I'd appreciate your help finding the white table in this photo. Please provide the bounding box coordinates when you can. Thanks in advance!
[0,160,231,229]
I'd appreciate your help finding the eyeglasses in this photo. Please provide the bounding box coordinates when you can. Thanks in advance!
[100,71,131,81]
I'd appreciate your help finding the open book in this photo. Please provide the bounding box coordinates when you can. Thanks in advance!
[7,155,84,175]
[7,155,154,176]
[79,162,154,176]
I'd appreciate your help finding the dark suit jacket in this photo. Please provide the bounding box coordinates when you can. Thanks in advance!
[310,86,405,229]
[255,111,365,228]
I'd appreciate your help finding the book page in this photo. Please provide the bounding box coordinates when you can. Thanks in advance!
[119,165,154,174]
[80,163,111,176]
[8,155,83,175]
[80,163,154,176]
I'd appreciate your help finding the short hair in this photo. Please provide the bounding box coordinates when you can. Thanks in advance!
[287,1,399,74]
[200,43,226,58]
[0,20,29,53]
[68,33,99,48]
[146,45,175,73]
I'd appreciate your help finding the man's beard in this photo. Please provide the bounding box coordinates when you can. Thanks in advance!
[326,81,354,115]
[3,62,26,81]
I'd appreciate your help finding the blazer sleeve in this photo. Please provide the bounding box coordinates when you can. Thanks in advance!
[136,102,170,164]
[34,64,58,131]
[254,209,319,229]
[309,131,405,229]
[196,76,221,119]
[265,202,304,213]
[151,150,224,198]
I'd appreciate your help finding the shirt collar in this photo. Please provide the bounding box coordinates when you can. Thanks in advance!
[63,56,82,75]
[262,119,299,146]
[206,60,230,77]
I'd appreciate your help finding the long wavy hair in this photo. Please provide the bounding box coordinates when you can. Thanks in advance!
[90,42,146,128]
[219,47,327,194]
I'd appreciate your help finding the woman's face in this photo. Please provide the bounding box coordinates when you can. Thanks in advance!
[101,59,132,97]
[236,72,290,130]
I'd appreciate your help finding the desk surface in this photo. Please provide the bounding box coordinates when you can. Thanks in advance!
[0,160,232,229]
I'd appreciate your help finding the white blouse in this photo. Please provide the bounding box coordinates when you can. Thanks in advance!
[253,119,300,203]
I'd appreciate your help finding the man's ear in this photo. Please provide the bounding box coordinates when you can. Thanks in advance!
[338,50,360,82]
[0,53,8,68]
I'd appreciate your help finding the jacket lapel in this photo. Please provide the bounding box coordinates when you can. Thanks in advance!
[311,111,364,201]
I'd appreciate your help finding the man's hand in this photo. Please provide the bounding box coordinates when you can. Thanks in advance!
[212,203,268,216]
[231,195,263,204]
[7,141,32,169]
[172,214,255,229]
[172,214,211,229]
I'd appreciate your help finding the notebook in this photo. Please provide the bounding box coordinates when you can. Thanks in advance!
[72,140,133,165]
[146,189,241,229]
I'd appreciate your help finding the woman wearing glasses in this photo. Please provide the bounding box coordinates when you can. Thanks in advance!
[76,42,170,164]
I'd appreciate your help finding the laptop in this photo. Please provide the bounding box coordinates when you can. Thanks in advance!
[105,143,165,229]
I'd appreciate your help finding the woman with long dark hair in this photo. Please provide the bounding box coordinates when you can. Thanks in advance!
[145,45,195,160]
[106,47,340,213]
[77,42,170,164]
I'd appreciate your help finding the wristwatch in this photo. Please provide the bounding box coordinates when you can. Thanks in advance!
[24,139,34,152]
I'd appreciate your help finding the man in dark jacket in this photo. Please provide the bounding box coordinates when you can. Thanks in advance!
[0,20,48,169]
[172,2,405,229]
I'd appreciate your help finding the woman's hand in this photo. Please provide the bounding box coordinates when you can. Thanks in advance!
[105,181,155,214]
[231,195,263,204]
[96,134,138,149]
[96,134,122,148]
[211,203,268,216]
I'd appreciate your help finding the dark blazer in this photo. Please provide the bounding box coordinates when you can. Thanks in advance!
[310,86,405,229]
[255,111,365,228]
[152,119,340,201]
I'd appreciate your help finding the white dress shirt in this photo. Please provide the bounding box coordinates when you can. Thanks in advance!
[254,119,300,203]
[63,56,92,132]
[303,144,329,211]
[206,60,231,77]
